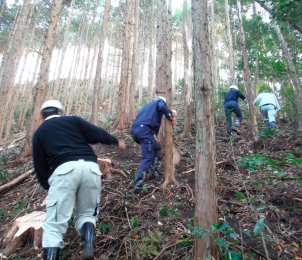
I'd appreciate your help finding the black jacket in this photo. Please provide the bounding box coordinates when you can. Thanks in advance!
[32,116,118,189]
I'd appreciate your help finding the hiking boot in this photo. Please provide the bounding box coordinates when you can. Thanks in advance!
[150,157,163,179]
[43,248,60,260]
[269,121,275,130]
[264,120,270,128]
[80,222,95,260]
[134,170,147,194]
[231,119,240,134]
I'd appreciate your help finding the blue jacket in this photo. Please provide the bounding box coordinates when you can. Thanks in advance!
[224,89,246,104]
[132,99,173,135]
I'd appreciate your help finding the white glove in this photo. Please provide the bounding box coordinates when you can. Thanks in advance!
[247,103,249,108]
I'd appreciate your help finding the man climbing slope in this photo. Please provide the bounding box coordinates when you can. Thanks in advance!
[224,85,249,136]
[254,90,280,130]
[131,96,176,194]
[32,100,125,260]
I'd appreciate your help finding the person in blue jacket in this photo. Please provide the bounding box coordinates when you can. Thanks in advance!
[224,85,248,136]
[131,96,176,194]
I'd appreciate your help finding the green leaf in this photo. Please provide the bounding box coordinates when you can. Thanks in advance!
[230,252,242,260]
[215,238,226,247]
[234,191,245,199]
[243,231,251,237]
[266,158,276,167]
[216,222,230,231]
[142,184,148,194]
[253,218,265,236]
[291,176,302,182]
[192,226,203,235]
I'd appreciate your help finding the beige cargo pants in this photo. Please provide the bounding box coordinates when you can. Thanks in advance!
[42,160,102,248]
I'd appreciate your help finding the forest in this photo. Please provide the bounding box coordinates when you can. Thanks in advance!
[0,0,301,259]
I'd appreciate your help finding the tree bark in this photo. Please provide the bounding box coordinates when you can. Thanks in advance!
[272,20,302,131]
[181,0,192,138]
[147,0,155,102]
[191,0,218,258]
[129,0,141,122]
[210,0,218,103]
[225,0,235,85]
[162,0,177,189]
[237,0,258,139]
[22,0,63,156]
[113,0,134,130]
[90,0,111,125]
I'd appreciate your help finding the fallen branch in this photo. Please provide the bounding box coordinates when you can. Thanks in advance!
[0,169,34,193]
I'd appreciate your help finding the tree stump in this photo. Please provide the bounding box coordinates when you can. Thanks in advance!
[2,211,46,257]
[97,158,128,181]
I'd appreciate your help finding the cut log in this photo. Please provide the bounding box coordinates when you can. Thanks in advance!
[0,169,34,193]
[97,158,128,181]
[2,211,46,257]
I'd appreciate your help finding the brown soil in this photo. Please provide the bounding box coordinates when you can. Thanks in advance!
[0,119,301,259]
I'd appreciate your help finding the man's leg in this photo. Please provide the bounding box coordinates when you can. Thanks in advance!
[150,142,162,178]
[224,104,233,136]
[232,104,242,133]
[267,105,276,130]
[260,106,270,128]
[74,161,102,260]
[43,162,80,258]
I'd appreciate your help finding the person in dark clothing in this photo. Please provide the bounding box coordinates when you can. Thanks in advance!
[224,85,248,136]
[131,96,176,194]
[32,100,125,260]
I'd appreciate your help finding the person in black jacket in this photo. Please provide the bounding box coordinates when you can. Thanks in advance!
[32,100,125,260]
[224,85,248,136]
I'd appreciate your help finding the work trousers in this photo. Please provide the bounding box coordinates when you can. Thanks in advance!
[260,104,276,123]
[131,125,161,171]
[224,101,243,133]
[43,160,102,248]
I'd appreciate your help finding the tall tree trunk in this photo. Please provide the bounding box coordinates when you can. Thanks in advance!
[148,0,155,102]
[113,0,134,130]
[210,0,218,103]
[129,0,141,122]
[225,0,235,85]
[272,20,302,131]
[162,0,177,188]
[90,0,111,125]
[237,0,258,138]
[192,0,218,258]
[22,0,63,156]
[181,0,192,138]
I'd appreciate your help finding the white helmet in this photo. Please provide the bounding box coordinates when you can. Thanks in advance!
[155,96,167,102]
[229,85,238,90]
[40,100,63,113]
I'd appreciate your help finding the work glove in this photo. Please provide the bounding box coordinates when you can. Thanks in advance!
[246,103,249,109]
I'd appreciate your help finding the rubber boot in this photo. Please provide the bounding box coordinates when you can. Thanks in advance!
[231,119,240,134]
[134,170,147,194]
[150,157,162,179]
[269,121,275,130]
[43,248,60,260]
[264,120,270,128]
[80,222,95,260]
[226,122,232,137]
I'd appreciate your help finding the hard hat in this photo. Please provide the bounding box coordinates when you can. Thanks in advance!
[155,96,167,102]
[40,100,63,113]
[229,85,238,90]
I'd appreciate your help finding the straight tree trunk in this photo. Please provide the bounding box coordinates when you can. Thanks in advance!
[129,0,141,122]
[113,0,134,130]
[211,0,218,103]
[225,0,235,85]
[162,0,177,188]
[237,0,258,138]
[191,0,218,258]
[181,0,192,138]
[272,20,302,131]
[148,0,155,102]
[90,0,111,125]
[22,0,63,156]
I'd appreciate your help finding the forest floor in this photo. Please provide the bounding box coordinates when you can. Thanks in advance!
[0,117,302,260]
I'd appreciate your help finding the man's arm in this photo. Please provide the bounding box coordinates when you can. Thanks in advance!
[157,100,175,125]
[32,136,52,190]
